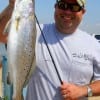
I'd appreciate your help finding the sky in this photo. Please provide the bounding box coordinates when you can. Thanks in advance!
[0,0,100,35]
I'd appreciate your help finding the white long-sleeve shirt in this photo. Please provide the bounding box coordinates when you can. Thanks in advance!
[26,23,100,100]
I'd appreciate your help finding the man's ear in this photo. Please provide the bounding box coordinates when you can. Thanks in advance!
[54,4,57,8]
[82,9,86,14]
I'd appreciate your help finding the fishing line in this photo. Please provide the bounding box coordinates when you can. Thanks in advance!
[35,14,63,84]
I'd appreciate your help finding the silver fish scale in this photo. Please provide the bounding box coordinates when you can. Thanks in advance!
[15,0,34,18]
[13,17,36,82]
[7,0,36,99]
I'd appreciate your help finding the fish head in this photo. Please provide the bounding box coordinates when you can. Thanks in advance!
[14,0,35,18]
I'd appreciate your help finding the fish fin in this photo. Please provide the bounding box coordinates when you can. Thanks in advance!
[14,17,20,31]
[3,19,11,35]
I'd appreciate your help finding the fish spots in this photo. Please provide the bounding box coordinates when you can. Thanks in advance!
[24,66,29,72]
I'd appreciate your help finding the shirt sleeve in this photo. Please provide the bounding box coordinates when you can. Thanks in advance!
[92,41,100,81]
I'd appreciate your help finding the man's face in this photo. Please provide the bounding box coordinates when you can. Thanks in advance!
[54,0,85,33]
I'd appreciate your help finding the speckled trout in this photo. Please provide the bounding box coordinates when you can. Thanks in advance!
[7,0,36,99]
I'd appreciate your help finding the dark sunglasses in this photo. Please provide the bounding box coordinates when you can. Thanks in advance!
[56,1,84,12]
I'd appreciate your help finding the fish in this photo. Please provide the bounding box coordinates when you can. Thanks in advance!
[6,0,36,99]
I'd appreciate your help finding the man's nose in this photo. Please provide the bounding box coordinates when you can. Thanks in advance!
[63,9,72,14]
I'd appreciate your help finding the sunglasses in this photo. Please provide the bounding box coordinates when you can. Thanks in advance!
[57,1,84,12]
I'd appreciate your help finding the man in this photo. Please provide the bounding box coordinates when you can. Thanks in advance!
[0,0,15,97]
[26,0,100,100]
[0,0,15,43]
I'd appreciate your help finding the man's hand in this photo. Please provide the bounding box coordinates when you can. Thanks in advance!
[60,81,87,100]
[9,0,15,4]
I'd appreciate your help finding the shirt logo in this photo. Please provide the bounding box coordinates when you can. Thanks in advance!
[72,52,92,61]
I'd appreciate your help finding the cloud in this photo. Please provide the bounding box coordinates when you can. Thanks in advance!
[95,23,100,26]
